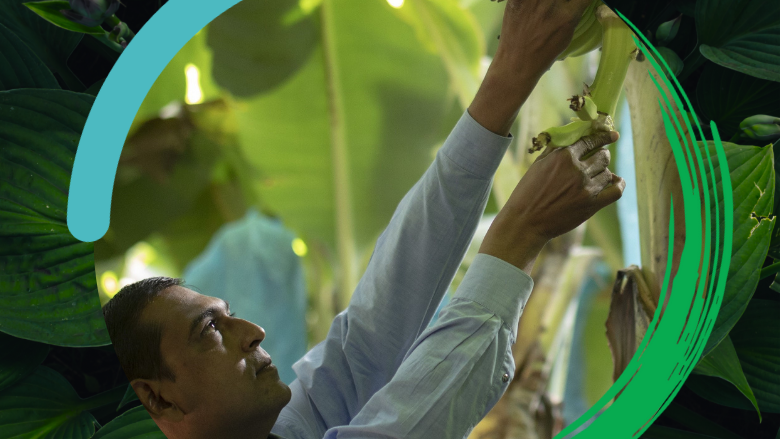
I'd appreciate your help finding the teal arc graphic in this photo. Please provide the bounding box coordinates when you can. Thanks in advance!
[66,0,242,243]
[65,4,733,438]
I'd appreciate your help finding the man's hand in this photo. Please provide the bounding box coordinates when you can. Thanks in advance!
[479,131,625,273]
[469,0,594,136]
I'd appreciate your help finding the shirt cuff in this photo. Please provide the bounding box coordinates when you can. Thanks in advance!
[438,109,514,180]
[453,253,534,341]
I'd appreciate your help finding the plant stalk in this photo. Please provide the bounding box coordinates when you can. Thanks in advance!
[588,6,637,117]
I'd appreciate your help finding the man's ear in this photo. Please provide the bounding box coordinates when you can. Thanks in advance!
[131,379,185,422]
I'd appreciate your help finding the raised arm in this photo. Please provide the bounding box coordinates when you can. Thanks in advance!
[273,0,605,436]
[314,124,625,439]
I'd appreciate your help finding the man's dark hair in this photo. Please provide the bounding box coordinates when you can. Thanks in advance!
[103,277,183,382]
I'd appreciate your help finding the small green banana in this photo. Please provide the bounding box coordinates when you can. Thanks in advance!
[568,95,599,120]
[566,18,603,58]
[558,1,604,60]
[531,120,593,152]
[571,0,599,41]
[587,5,637,116]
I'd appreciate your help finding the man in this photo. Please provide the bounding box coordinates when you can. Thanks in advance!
[102,0,625,437]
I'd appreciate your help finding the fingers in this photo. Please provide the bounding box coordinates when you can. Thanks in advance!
[590,169,613,190]
[582,148,610,177]
[594,173,626,207]
[571,131,619,160]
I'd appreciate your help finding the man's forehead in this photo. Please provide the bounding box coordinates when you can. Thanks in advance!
[141,286,221,330]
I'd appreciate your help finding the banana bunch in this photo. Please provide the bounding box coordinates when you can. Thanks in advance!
[557,0,604,60]
[530,4,637,153]
[530,94,614,152]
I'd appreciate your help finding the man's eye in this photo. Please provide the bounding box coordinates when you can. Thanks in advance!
[205,320,218,333]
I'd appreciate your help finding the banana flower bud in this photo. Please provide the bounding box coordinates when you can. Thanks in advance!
[739,115,780,141]
[61,0,120,27]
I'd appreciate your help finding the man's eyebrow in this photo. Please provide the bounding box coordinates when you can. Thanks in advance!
[189,299,231,340]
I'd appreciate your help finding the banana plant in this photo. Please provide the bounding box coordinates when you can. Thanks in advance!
[470,0,780,437]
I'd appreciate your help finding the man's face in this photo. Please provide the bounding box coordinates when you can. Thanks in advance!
[140,285,291,432]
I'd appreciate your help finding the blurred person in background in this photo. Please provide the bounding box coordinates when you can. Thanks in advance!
[102,0,624,438]
[181,209,307,385]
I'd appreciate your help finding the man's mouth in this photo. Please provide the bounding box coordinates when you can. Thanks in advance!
[256,360,273,375]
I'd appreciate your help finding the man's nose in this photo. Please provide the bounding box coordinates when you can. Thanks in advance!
[241,320,266,352]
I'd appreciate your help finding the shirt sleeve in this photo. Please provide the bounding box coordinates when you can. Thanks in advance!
[322,253,534,438]
[272,110,514,439]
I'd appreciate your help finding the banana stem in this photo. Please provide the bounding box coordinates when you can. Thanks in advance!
[588,6,637,117]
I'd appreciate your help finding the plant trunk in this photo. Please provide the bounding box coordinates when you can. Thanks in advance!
[605,54,690,383]
[622,58,687,307]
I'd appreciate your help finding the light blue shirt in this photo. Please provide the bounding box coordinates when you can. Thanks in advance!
[271,109,535,439]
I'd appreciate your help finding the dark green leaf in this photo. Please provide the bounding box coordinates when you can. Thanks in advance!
[693,335,760,420]
[700,140,774,356]
[206,0,318,98]
[655,47,683,76]
[641,425,724,439]
[655,14,682,44]
[84,78,104,97]
[677,0,696,18]
[659,402,744,439]
[697,63,780,141]
[695,0,780,81]
[117,384,138,410]
[0,366,99,438]
[0,21,59,90]
[0,0,84,90]
[689,300,780,413]
[91,406,165,439]
[771,140,780,256]
[686,374,756,412]
[730,299,780,412]
[24,1,106,36]
[0,89,109,347]
[0,331,49,392]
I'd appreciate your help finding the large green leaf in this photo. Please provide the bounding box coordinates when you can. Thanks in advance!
[729,299,780,412]
[695,0,780,81]
[657,402,745,439]
[770,139,780,258]
[0,366,99,439]
[692,335,760,420]
[0,89,109,346]
[0,331,49,393]
[0,21,59,90]
[206,0,318,98]
[0,0,84,90]
[641,425,725,439]
[116,385,138,410]
[91,406,165,439]
[696,63,780,140]
[131,30,220,132]
[700,140,774,356]
[388,0,483,108]
[95,103,243,269]
[230,0,480,298]
[688,299,780,413]
[23,1,106,36]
